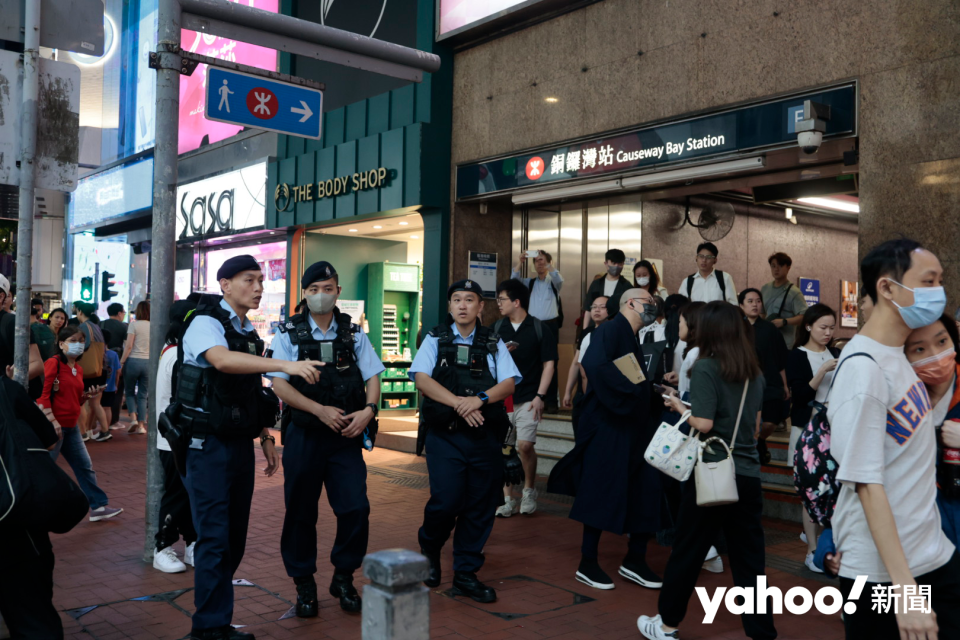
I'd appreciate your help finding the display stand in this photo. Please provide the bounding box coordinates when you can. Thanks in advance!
[367,262,421,415]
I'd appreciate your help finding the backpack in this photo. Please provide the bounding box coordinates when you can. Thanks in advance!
[527,278,564,328]
[793,352,876,527]
[493,316,543,344]
[0,378,89,534]
[686,270,726,302]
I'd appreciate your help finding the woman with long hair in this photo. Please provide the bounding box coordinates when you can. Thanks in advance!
[633,260,668,298]
[39,325,122,522]
[785,303,839,571]
[121,300,151,434]
[640,301,776,640]
[664,301,705,397]
[47,307,68,335]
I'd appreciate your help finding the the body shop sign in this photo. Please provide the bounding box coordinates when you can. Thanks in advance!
[177,162,267,241]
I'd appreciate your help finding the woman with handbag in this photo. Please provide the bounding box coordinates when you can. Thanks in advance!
[785,303,838,571]
[39,325,123,522]
[638,301,776,640]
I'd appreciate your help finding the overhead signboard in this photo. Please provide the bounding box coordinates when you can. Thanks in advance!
[456,84,857,200]
[176,162,268,241]
[204,67,323,140]
[438,0,550,40]
[0,0,104,55]
[69,156,154,230]
[0,50,80,192]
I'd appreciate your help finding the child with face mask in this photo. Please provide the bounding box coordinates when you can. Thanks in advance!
[38,325,123,522]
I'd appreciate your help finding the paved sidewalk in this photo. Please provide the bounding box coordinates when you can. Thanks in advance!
[48,428,846,640]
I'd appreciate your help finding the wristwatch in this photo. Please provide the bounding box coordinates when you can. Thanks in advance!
[536,393,547,402]
[260,434,276,446]
[366,402,379,417]
[477,392,490,404]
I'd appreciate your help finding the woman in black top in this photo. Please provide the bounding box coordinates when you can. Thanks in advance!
[562,295,609,434]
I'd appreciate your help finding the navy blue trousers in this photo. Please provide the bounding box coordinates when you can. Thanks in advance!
[184,434,254,631]
[418,428,503,573]
[280,423,370,577]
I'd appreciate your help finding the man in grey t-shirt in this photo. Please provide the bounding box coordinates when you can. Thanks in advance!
[760,252,807,348]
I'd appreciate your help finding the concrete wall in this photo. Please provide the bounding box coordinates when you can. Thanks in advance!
[450,0,960,301]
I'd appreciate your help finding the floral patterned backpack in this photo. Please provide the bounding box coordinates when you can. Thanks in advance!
[793,352,876,527]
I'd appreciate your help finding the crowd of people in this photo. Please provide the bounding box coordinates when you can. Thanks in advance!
[3,236,959,640]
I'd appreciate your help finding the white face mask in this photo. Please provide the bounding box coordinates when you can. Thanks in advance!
[64,342,84,357]
[636,276,650,287]
[305,291,337,315]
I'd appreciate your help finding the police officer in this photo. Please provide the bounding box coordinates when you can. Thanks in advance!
[411,279,521,603]
[176,255,322,640]
[268,261,384,617]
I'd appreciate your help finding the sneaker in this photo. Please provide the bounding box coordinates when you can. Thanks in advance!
[184,542,196,567]
[575,558,615,590]
[133,426,147,435]
[108,423,124,431]
[495,497,519,518]
[805,551,824,574]
[637,614,679,639]
[89,506,123,522]
[520,488,538,515]
[702,546,723,574]
[81,431,90,442]
[619,557,663,589]
[153,546,187,573]
[91,431,112,442]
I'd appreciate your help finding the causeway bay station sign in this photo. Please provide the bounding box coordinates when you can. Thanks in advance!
[275,167,390,212]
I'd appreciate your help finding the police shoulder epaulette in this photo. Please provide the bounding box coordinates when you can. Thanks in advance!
[276,321,295,334]
[349,323,362,334]
[427,324,447,339]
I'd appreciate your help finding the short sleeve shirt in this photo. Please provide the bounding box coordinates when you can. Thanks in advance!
[493,315,557,404]
[409,322,522,386]
[267,314,385,382]
[761,281,808,347]
[182,299,255,369]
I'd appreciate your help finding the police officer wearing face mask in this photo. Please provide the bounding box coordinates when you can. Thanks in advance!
[169,255,322,640]
[268,261,384,617]
[410,279,522,603]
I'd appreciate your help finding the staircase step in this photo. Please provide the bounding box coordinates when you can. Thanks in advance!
[538,418,573,437]
[535,436,574,456]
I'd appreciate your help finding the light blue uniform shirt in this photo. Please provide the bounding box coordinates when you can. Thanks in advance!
[409,323,522,385]
[267,313,385,382]
[509,269,563,321]
[182,298,256,369]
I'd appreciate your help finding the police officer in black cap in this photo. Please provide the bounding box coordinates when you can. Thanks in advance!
[172,255,322,640]
[268,261,384,616]
[409,279,522,603]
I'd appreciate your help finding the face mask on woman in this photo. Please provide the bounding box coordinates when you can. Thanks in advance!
[63,342,84,357]
[912,347,956,385]
[636,276,650,287]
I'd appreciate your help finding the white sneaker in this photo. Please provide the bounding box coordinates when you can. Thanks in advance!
[637,614,679,639]
[520,488,538,515]
[495,497,519,518]
[805,551,824,574]
[153,546,186,573]
[702,546,723,573]
[184,542,196,567]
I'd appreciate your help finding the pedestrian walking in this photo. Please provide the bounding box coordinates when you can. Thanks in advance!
[679,242,737,304]
[269,261,384,616]
[511,250,563,412]
[761,252,808,347]
[583,249,633,319]
[633,260,668,298]
[121,301,151,435]
[411,279,520,603]
[562,295,609,434]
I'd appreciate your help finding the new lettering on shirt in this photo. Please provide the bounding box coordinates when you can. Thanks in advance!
[886,380,932,445]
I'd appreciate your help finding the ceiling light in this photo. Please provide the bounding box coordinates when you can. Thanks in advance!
[348,228,358,232]
[785,207,793,219]
[796,197,860,213]
[373,225,382,229]
[545,97,559,103]
[410,235,419,239]
[512,179,623,205]
[620,156,766,189]
[399,221,409,226]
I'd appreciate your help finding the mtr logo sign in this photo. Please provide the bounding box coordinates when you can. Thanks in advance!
[525,156,545,180]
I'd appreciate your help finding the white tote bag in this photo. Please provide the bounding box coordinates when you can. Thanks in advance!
[694,382,748,507]
[644,410,701,482]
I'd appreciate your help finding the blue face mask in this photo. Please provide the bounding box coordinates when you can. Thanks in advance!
[887,279,947,329]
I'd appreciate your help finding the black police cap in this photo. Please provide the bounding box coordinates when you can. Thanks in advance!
[447,279,483,300]
[216,255,261,281]
[301,261,338,288]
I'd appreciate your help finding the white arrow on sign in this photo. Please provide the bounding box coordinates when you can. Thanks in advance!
[290,100,313,123]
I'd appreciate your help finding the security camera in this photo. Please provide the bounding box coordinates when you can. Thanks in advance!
[795,100,830,155]
[797,130,823,155]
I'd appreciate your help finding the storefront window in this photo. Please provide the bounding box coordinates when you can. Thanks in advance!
[67,233,132,316]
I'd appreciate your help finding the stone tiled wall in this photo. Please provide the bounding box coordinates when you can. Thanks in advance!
[451,0,960,302]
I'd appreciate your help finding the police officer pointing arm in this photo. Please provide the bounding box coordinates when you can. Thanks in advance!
[268,261,383,618]
[412,279,521,604]
[176,255,321,640]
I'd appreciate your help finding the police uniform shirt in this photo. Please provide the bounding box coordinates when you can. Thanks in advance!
[267,313,385,382]
[408,323,522,386]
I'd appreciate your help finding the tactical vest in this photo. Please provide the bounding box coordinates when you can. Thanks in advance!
[174,295,276,440]
[276,309,366,430]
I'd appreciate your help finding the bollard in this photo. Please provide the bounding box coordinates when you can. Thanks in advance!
[362,549,430,640]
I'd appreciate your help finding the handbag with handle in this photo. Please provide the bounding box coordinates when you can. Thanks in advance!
[644,410,701,482]
[694,381,749,507]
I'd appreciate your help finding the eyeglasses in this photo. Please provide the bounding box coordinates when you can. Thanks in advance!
[696,254,717,261]
[495,297,511,303]
[589,305,605,311]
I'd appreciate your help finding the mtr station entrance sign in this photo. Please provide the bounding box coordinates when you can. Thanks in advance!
[205,66,323,139]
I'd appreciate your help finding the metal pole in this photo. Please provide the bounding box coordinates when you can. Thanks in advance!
[144,0,181,563]
[13,0,41,388]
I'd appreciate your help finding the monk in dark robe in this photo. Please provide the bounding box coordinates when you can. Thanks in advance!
[548,288,663,590]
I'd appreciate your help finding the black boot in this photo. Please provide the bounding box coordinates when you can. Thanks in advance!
[330,572,362,613]
[225,627,255,640]
[189,627,255,640]
[451,571,496,603]
[293,575,318,618]
[421,548,441,588]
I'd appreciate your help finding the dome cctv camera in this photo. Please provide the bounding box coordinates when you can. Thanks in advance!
[798,130,822,155]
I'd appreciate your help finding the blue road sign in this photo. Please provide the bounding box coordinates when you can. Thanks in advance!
[205,66,323,139]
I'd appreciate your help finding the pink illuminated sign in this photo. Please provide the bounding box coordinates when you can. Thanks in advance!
[179,0,279,154]
[438,0,532,37]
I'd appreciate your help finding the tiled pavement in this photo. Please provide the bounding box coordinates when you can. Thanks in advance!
[48,426,846,640]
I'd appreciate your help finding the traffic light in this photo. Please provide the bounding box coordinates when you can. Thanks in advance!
[101,271,118,302]
[80,276,94,302]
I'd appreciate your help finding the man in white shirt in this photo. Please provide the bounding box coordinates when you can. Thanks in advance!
[680,242,737,305]
[828,238,958,639]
